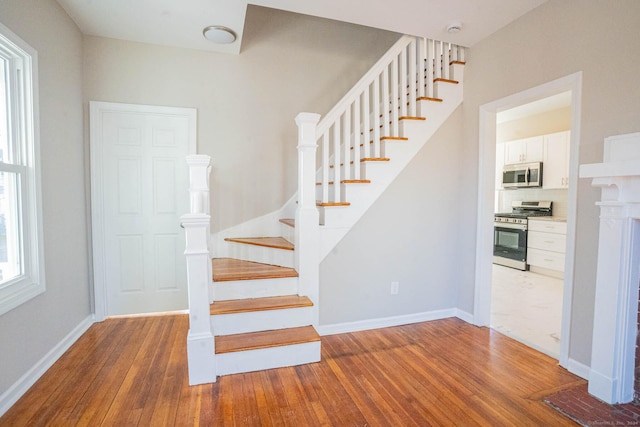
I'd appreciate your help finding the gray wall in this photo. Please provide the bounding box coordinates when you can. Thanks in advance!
[0,0,89,394]
[320,107,465,325]
[83,5,400,233]
[461,0,640,366]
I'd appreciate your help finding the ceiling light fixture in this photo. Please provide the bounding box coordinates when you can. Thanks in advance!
[202,26,237,44]
[446,22,463,33]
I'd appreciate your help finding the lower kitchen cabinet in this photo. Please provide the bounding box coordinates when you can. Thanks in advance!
[527,219,567,277]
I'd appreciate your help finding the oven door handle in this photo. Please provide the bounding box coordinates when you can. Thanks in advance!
[494,222,527,231]
[525,167,530,185]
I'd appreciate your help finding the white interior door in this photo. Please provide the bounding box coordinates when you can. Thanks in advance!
[90,102,196,319]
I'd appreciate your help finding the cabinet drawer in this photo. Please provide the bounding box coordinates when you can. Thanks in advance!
[527,231,566,253]
[528,220,567,234]
[527,248,565,272]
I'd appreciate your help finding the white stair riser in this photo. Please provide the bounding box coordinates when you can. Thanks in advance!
[280,223,295,243]
[216,341,321,376]
[214,277,298,300]
[360,161,393,184]
[450,62,464,84]
[433,81,460,104]
[211,306,314,336]
[226,241,295,268]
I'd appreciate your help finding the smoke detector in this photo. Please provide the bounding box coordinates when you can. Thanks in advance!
[446,22,463,33]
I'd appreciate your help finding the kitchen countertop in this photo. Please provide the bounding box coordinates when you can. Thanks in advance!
[529,216,566,222]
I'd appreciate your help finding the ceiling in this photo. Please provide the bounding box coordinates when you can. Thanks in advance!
[55,0,547,55]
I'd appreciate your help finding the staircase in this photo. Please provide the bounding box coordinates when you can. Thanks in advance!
[181,35,465,385]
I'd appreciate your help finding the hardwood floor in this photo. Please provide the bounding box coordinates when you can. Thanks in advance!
[1,315,583,426]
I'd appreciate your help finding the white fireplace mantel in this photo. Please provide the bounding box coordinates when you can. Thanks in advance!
[579,132,640,404]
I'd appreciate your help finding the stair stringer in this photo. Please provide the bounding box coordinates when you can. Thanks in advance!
[310,81,462,260]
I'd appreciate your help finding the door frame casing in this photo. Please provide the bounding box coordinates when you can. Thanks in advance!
[89,101,197,321]
[473,72,582,369]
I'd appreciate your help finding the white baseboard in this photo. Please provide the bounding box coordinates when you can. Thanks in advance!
[317,308,457,336]
[0,314,95,417]
[454,309,474,324]
[566,357,590,380]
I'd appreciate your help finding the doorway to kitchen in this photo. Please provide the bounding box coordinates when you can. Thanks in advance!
[491,93,571,359]
[473,72,583,369]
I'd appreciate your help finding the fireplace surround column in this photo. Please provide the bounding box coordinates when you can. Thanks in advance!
[580,132,640,404]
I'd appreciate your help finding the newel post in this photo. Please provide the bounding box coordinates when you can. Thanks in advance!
[295,113,321,326]
[181,154,216,385]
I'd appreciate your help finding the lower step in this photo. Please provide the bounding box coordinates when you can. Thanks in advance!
[211,295,314,335]
[215,326,321,376]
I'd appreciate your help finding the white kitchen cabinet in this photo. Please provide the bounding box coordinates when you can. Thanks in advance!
[543,131,570,189]
[504,136,544,164]
[527,219,567,276]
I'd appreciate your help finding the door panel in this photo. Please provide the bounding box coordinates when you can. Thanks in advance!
[91,102,196,318]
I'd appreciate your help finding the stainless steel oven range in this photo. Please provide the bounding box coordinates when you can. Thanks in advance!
[493,201,552,270]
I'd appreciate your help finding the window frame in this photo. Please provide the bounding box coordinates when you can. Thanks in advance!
[0,21,45,316]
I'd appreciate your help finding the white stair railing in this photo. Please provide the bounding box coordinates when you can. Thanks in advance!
[294,35,464,324]
[308,35,465,206]
[181,154,216,385]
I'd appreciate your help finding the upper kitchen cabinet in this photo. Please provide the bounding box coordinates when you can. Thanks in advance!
[543,130,570,189]
[504,136,544,164]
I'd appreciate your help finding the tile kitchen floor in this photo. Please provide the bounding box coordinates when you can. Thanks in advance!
[491,264,563,359]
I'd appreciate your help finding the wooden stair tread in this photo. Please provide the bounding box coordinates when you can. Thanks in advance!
[279,218,295,228]
[417,96,443,102]
[361,157,390,162]
[215,326,320,354]
[316,201,350,207]
[380,136,409,141]
[434,78,459,84]
[342,179,371,184]
[399,116,426,121]
[212,258,298,282]
[225,236,294,251]
[210,295,313,315]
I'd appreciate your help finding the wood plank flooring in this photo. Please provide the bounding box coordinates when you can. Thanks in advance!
[0,315,583,426]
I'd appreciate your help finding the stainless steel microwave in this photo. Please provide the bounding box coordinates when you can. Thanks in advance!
[502,162,543,188]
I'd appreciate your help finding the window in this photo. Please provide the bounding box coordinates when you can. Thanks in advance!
[0,22,45,315]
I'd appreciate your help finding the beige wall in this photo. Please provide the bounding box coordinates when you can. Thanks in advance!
[82,6,400,233]
[461,0,640,365]
[0,0,89,394]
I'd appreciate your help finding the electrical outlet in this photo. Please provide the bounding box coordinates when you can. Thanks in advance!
[390,281,399,295]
